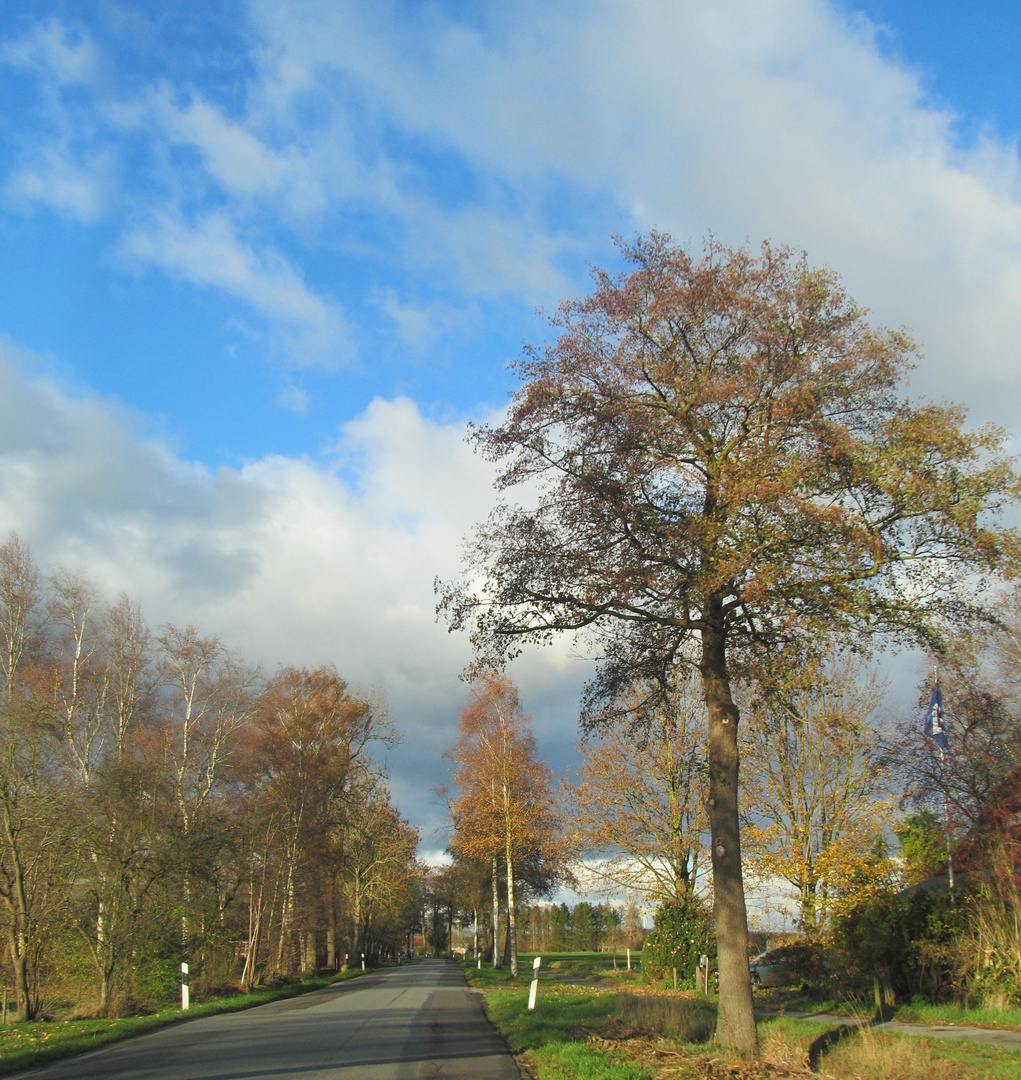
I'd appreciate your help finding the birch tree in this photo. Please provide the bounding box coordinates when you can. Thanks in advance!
[447,672,557,978]
[740,654,896,934]
[156,625,258,942]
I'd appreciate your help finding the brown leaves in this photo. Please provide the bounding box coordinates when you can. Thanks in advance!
[444,231,1021,676]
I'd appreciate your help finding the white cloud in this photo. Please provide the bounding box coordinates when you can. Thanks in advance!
[1,18,97,85]
[0,348,585,840]
[248,0,1021,419]
[120,213,351,363]
[6,145,110,221]
[148,84,293,200]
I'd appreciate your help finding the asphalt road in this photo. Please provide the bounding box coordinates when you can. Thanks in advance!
[10,960,524,1080]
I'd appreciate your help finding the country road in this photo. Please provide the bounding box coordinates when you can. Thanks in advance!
[9,960,524,1080]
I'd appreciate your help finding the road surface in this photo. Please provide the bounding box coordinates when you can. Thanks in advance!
[11,960,524,1080]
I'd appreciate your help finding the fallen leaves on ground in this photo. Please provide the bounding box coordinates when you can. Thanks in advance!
[587,1034,818,1080]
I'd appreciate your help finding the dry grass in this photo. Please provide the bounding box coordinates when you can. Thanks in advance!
[758,1026,812,1073]
[614,993,716,1043]
[816,1025,962,1080]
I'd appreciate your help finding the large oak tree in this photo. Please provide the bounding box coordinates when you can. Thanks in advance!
[438,233,1021,1057]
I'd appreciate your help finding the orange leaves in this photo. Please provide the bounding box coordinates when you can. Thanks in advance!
[447,671,557,865]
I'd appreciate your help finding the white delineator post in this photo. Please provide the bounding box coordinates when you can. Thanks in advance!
[626,948,631,972]
[181,962,189,1010]
[527,956,541,1011]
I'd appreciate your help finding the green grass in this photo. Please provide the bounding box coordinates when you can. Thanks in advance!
[484,985,650,1080]
[764,988,1021,1030]
[522,1041,649,1080]
[459,950,642,990]
[892,1000,1021,1030]
[0,969,365,1076]
[916,1037,1021,1079]
[481,981,1021,1080]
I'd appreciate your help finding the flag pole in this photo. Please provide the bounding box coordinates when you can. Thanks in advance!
[925,666,954,900]
[939,744,954,897]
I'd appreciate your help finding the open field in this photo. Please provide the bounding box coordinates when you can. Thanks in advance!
[461,951,643,989]
[0,970,365,1077]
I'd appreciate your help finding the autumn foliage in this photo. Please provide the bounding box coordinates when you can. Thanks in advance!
[0,532,420,1020]
[447,671,559,977]
[439,232,1021,1056]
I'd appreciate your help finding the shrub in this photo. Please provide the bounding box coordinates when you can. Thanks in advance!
[640,897,715,983]
[831,886,962,1004]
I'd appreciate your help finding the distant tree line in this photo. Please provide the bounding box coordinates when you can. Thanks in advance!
[0,532,420,1021]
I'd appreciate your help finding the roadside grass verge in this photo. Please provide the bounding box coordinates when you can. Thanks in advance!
[0,969,365,1077]
[460,957,520,988]
[485,986,649,1080]
[483,984,1021,1079]
[759,988,1021,1030]
[892,1000,1021,1030]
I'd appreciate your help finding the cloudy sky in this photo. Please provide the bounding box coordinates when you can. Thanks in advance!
[1,0,1020,854]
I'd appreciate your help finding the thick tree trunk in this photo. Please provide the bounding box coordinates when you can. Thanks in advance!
[700,607,758,1059]
[276,860,295,974]
[351,867,361,961]
[304,929,316,973]
[5,841,35,1021]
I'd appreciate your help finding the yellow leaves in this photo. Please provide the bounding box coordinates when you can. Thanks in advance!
[567,677,709,903]
[447,672,558,867]
[740,653,896,931]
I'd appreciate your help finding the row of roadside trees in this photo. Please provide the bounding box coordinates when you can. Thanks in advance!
[0,532,420,1021]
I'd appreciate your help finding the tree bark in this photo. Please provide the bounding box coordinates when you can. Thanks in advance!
[491,853,500,967]
[326,875,337,971]
[505,810,518,978]
[351,866,361,961]
[700,606,758,1059]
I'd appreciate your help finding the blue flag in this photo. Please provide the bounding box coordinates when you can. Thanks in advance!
[923,684,949,753]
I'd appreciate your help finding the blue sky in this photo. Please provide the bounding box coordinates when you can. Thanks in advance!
[1,0,1020,853]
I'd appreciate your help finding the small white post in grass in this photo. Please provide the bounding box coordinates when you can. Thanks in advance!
[527,956,541,1011]
[181,962,189,1011]
[361,953,365,971]
[626,948,631,972]
[478,955,481,970]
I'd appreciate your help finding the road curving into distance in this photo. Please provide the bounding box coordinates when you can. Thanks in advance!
[9,959,524,1080]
